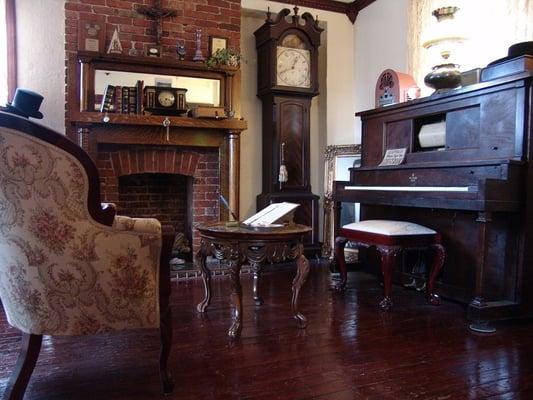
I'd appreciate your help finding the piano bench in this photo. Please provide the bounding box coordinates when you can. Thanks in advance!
[333,220,445,311]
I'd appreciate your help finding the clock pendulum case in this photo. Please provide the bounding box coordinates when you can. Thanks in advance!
[254,7,323,254]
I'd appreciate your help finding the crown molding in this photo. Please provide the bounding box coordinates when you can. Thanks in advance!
[268,0,376,23]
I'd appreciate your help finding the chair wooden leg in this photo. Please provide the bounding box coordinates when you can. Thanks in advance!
[3,333,42,400]
[159,231,175,395]
[159,307,174,395]
[427,243,445,306]
[332,236,348,290]
[377,245,401,311]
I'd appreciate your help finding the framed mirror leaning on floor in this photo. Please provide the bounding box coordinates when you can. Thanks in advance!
[322,144,361,259]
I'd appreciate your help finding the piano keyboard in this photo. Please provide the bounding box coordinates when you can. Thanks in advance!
[345,186,473,192]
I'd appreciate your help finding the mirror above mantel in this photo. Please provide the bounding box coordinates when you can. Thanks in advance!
[94,70,221,110]
[74,51,237,116]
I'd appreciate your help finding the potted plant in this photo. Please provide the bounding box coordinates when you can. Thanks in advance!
[206,48,241,68]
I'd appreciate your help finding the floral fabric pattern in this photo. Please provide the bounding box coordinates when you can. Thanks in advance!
[0,127,162,336]
[29,208,76,254]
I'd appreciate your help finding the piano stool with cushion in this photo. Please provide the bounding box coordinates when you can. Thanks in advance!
[333,220,445,310]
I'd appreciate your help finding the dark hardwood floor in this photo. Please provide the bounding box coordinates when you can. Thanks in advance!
[1,263,533,399]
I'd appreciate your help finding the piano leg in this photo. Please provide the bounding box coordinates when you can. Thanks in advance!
[377,245,401,311]
[332,236,348,290]
[427,243,445,306]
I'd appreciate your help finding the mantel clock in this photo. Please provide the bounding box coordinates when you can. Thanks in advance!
[254,7,323,253]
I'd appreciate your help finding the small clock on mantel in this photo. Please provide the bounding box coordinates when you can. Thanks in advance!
[254,7,323,254]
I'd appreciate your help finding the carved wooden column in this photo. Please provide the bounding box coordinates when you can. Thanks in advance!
[78,60,92,112]
[225,72,234,114]
[77,125,97,161]
[226,131,240,220]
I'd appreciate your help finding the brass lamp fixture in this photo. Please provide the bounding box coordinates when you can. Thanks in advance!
[422,6,466,93]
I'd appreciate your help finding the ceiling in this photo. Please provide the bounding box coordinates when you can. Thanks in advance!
[269,1,376,23]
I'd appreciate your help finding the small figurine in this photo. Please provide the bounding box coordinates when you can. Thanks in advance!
[193,29,205,62]
[107,28,123,54]
[176,41,186,60]
[128,41,139,56]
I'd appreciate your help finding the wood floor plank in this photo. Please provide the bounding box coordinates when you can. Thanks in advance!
[1,264,532,399]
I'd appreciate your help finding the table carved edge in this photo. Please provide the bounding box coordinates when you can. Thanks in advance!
[196,235,310,338]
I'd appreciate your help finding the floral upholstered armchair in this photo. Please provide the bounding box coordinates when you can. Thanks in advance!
[0,112,174,399]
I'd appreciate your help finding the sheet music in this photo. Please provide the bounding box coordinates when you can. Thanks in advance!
[379,148,407,167]
[242,202,299,227]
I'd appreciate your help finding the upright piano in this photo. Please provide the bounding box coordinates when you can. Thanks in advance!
[334,64,533,327]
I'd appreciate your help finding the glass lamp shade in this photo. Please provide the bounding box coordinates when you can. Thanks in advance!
[422,6,466,93]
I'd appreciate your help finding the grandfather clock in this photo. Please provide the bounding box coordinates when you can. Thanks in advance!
[254,7,323,254]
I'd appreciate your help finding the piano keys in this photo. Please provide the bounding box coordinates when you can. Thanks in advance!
[334,68,533,329]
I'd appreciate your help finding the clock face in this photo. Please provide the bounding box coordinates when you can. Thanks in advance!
[276,46,311,88]
[158,90,176,107]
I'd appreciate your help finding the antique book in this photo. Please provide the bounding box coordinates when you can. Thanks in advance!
[191,106,226,119]
[99,85,115,112]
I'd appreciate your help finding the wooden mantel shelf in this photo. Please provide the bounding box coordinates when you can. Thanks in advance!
[77,50,238,75]
[71,111,248,131]
[70,50,245,220]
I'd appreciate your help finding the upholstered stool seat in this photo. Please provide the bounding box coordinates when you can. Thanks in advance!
[334,220,445,310]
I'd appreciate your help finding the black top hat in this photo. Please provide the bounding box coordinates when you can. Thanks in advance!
[487,41,533,67]
[4,88,44,119]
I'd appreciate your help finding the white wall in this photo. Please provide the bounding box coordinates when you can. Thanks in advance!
[239,12,265,218]
[353,0,409,142]
[16,0,65,133]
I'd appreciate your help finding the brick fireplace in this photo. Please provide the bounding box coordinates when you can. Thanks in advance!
[98,145,220,251]
[65,0,246,254]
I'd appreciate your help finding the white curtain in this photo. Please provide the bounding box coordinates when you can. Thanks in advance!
[408,0,533,95]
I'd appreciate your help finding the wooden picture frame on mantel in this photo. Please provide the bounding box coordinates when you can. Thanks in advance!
[322,144,361,259]
[78,20,106,53]
[209,36,228,56]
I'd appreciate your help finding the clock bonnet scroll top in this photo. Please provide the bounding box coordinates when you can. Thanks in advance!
[254,6,323,95]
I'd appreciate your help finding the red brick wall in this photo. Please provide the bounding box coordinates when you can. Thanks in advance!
[65,0,241,128]
[98,144,220,253]
[64,1,236,251]
[65,0,241,58]
[118,173,189,232]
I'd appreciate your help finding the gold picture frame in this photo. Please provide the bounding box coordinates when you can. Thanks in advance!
[322,144,361,259]
[209,36,228,56]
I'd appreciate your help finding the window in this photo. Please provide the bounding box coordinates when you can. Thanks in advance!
[409,0,533,95]
[0,0,15,105]
[0,0,8,104]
